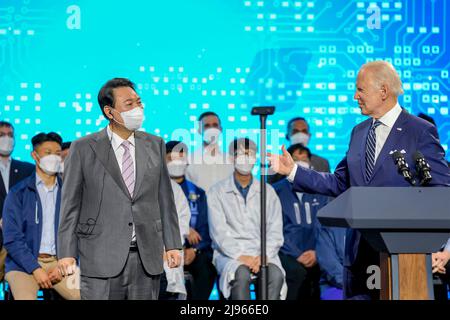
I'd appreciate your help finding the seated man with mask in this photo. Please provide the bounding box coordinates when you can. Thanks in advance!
[273,144,330,300]
[2,132,80,300]
[207,138,286,300]
[164,140,217,300]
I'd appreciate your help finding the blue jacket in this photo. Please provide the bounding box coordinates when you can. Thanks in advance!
[316,225,346,289]
[273,178,330,258]
[179,179,212,253]
[0,159,35,247]
[2,172,62,274]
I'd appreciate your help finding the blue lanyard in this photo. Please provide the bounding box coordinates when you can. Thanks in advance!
[185,180,199,228]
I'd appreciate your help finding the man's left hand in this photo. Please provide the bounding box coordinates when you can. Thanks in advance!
[166,250,182,268]
[432,251,450,274]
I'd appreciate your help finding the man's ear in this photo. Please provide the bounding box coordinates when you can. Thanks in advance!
[380,84,388,100]
[104,106,114,120]
[31,150,38,162]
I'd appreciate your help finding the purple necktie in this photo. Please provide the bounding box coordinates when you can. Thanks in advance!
[121,140,135,197]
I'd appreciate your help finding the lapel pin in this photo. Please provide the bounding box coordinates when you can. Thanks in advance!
[396,127,402,131]
[14,169,18,173]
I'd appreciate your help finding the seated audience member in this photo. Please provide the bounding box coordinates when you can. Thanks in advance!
[0,121,35,281]
[273,144,329,300]
[207,138,285,300]
[58,141,71,178]
[316,224,346,300]
[2,132,80,300]
[185,112,234,192]
[165,141,217,300]
[268,117,330,184]
[159,180,191,300]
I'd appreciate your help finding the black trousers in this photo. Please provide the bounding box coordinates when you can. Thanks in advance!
[435,261,450,300]
[183,250,217,300]
[279,252,321,300]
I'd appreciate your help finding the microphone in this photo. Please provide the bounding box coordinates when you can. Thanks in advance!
[413,151,432,186]
[392,151,415,185]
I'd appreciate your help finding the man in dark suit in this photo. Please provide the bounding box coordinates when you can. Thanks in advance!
[0,121,34,280]
[269,61,450,299]
[57,78,182,300]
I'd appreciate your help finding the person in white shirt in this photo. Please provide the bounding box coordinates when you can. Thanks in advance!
[185,112,234,192]
[207,138,286,300]
[159,180,191,300]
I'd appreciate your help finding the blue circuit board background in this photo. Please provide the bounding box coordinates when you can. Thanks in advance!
[0,0,448,169]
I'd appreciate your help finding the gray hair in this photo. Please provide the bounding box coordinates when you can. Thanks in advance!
[360,60,404,96]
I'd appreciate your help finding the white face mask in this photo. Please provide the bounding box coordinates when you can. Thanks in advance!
[296,160,310,169]
[290,132,310,146]
[0,136,14,156]
[167,159,187,178]
[38,154,62,176]
[112,107,144,131]
[234,155,256,175]
[203,128,221,145]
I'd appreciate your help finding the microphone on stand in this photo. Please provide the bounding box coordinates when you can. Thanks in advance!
[413,151,432,186]
[392,151,415,186]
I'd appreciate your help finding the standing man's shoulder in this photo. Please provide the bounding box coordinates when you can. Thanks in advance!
[70,130,104,150]
[272,177,290,194]
[310,154,331,172]
[352,117,373,134]
[11,159,35,175]
[135,131,164,146]
[404,112,436,132]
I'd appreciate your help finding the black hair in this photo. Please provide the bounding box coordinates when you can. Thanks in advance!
[31,132,63,149]
[198,111,221,124]
[286,117,309,140]
[0,121,14,131]
[97,78,136,119]
[165,140,188,154]
[62,141,72,150]
[287,143,311,159]
[417,113,436,126]
[229,137,257,156]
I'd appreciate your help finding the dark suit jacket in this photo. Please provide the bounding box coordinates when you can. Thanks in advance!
[0,159,35,247]
[290,109,450,298]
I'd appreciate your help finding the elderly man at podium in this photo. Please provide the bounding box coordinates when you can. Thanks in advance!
[269,60,450,300]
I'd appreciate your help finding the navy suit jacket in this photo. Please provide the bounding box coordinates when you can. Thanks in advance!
[0,159,35,247]
[291,109,450,268]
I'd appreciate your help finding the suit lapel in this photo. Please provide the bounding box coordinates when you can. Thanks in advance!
[9,159,20,188]
[0,169,6,198]
[91,128,132,200]
[133,132,152,200]
[370,109,408,181]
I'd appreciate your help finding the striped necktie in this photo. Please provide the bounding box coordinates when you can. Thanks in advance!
[365,120,382,182]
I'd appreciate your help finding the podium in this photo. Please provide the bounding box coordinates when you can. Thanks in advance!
[317,187,450,300]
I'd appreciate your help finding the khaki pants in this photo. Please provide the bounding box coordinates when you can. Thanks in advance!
[0,246,6,281]
[5,256,81,300]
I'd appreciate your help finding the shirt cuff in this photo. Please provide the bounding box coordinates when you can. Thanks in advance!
[444,238,450,252]
[287,164,298,183]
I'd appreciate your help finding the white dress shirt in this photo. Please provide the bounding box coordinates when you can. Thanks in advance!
[36,174,58,255]
[0,157,11,192]
[106,125,137,242]
[373,102,402,161]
